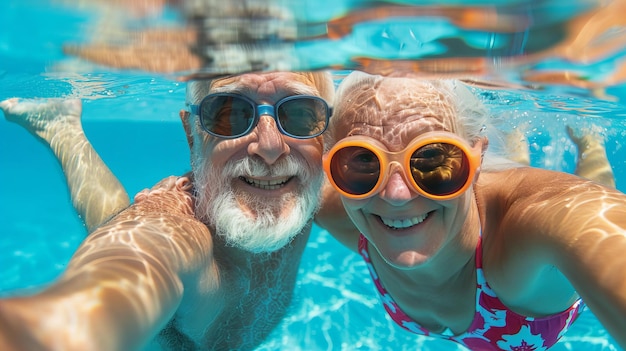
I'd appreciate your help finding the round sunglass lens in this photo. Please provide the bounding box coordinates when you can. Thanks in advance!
[331,146,381,195]
[201,95,255,137]
[277,98,327,137]
[410,143,470,196]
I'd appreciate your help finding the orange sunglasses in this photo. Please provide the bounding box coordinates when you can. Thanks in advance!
[323,132,482,200]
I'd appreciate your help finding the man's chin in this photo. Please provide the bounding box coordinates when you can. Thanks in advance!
[216,219,303,254]
[195,161,323,253]
[212,199,310,254]
[226,234,296,254]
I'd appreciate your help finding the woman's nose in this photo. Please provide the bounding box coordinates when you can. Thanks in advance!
[378,165,418,205]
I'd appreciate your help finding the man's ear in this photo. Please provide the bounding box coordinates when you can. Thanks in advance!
[180,109,194,149]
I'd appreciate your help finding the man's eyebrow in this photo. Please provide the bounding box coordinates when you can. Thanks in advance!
[210,80,319,97]
[286,84,318,96]
[210,83,253,95]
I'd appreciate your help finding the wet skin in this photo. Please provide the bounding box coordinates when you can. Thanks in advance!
[315,74,626,344]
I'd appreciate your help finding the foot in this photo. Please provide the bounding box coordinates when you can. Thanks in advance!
[504,127,530,166]
[0,98,83,143]
[566,124,615,188]
[565,124,606,151]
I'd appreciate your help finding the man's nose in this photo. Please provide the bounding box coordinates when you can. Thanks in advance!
[247,114,290,164]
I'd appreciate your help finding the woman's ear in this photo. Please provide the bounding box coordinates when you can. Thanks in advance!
[479,136,489,156]
[473,136,489,157]
[471,136,489,182]
[180,110,194,149]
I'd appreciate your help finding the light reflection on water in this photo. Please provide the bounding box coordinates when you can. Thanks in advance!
[0,0,625,350]
[46,0,626,99]
[3,0,625,116]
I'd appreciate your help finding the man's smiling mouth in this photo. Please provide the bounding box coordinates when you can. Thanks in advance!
[240,176,292,190]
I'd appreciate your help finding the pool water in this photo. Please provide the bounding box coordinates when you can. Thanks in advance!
[1,0,626,350]
[0,80,622,351]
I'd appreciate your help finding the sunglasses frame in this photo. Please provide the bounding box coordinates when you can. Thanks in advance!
[323,132,482,201]
[189,92,332,139]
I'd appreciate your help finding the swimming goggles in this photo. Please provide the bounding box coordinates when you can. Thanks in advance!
[190,93,332,139]
[323,132,482,200]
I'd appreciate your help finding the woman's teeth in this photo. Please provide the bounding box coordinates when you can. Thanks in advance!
[381,213,428,229]
[241,176,291,190]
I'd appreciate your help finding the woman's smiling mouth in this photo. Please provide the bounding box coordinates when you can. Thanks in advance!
[378,212,430,229]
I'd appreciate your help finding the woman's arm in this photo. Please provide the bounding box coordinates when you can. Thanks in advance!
[0,176,214,351]
[495,168,626,348]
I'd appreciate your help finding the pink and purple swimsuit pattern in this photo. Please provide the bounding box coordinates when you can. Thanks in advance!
[358,235,585,351]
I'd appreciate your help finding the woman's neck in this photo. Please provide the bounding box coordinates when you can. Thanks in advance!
[368,198,481,333]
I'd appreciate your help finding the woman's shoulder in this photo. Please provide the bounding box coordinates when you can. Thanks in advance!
[475,167,613,237]
[476,165,623,251]
[477,166,590,198]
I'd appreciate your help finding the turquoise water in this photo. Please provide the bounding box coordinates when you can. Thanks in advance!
[0,116,622,351]
[0,94,622,351]
[1,0,626,350]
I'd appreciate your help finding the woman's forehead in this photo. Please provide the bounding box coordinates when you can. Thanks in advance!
[338,78,458,141]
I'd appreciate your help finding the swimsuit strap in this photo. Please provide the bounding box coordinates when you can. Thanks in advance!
[358,233,586,350]
[358,234,443,336]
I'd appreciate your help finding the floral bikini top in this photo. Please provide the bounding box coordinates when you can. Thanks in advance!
[358,235,586,351]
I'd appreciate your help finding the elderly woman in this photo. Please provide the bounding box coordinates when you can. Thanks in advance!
[316,71,626,350]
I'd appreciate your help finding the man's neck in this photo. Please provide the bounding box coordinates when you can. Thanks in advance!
[211,220,313,269]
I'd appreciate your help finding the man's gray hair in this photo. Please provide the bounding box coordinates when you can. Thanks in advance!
[185,71,335,106]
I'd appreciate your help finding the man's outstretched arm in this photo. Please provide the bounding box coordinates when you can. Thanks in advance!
[0,176,214,351]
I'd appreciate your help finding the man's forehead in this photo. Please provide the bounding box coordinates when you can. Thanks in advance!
[209,72,317,94]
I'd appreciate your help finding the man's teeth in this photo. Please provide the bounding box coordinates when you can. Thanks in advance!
[241,176,291,190]
[381,213,427,229]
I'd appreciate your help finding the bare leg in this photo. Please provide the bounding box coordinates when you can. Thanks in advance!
[504,128,531,166]
[566,125,616,188]
[1,98,130,232]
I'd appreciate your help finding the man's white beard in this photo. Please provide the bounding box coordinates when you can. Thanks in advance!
[193,154,323,253]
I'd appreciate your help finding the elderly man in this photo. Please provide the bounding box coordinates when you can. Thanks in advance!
[0,71,335,350]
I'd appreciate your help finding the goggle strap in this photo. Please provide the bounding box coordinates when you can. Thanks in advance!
[189,104,200,116]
